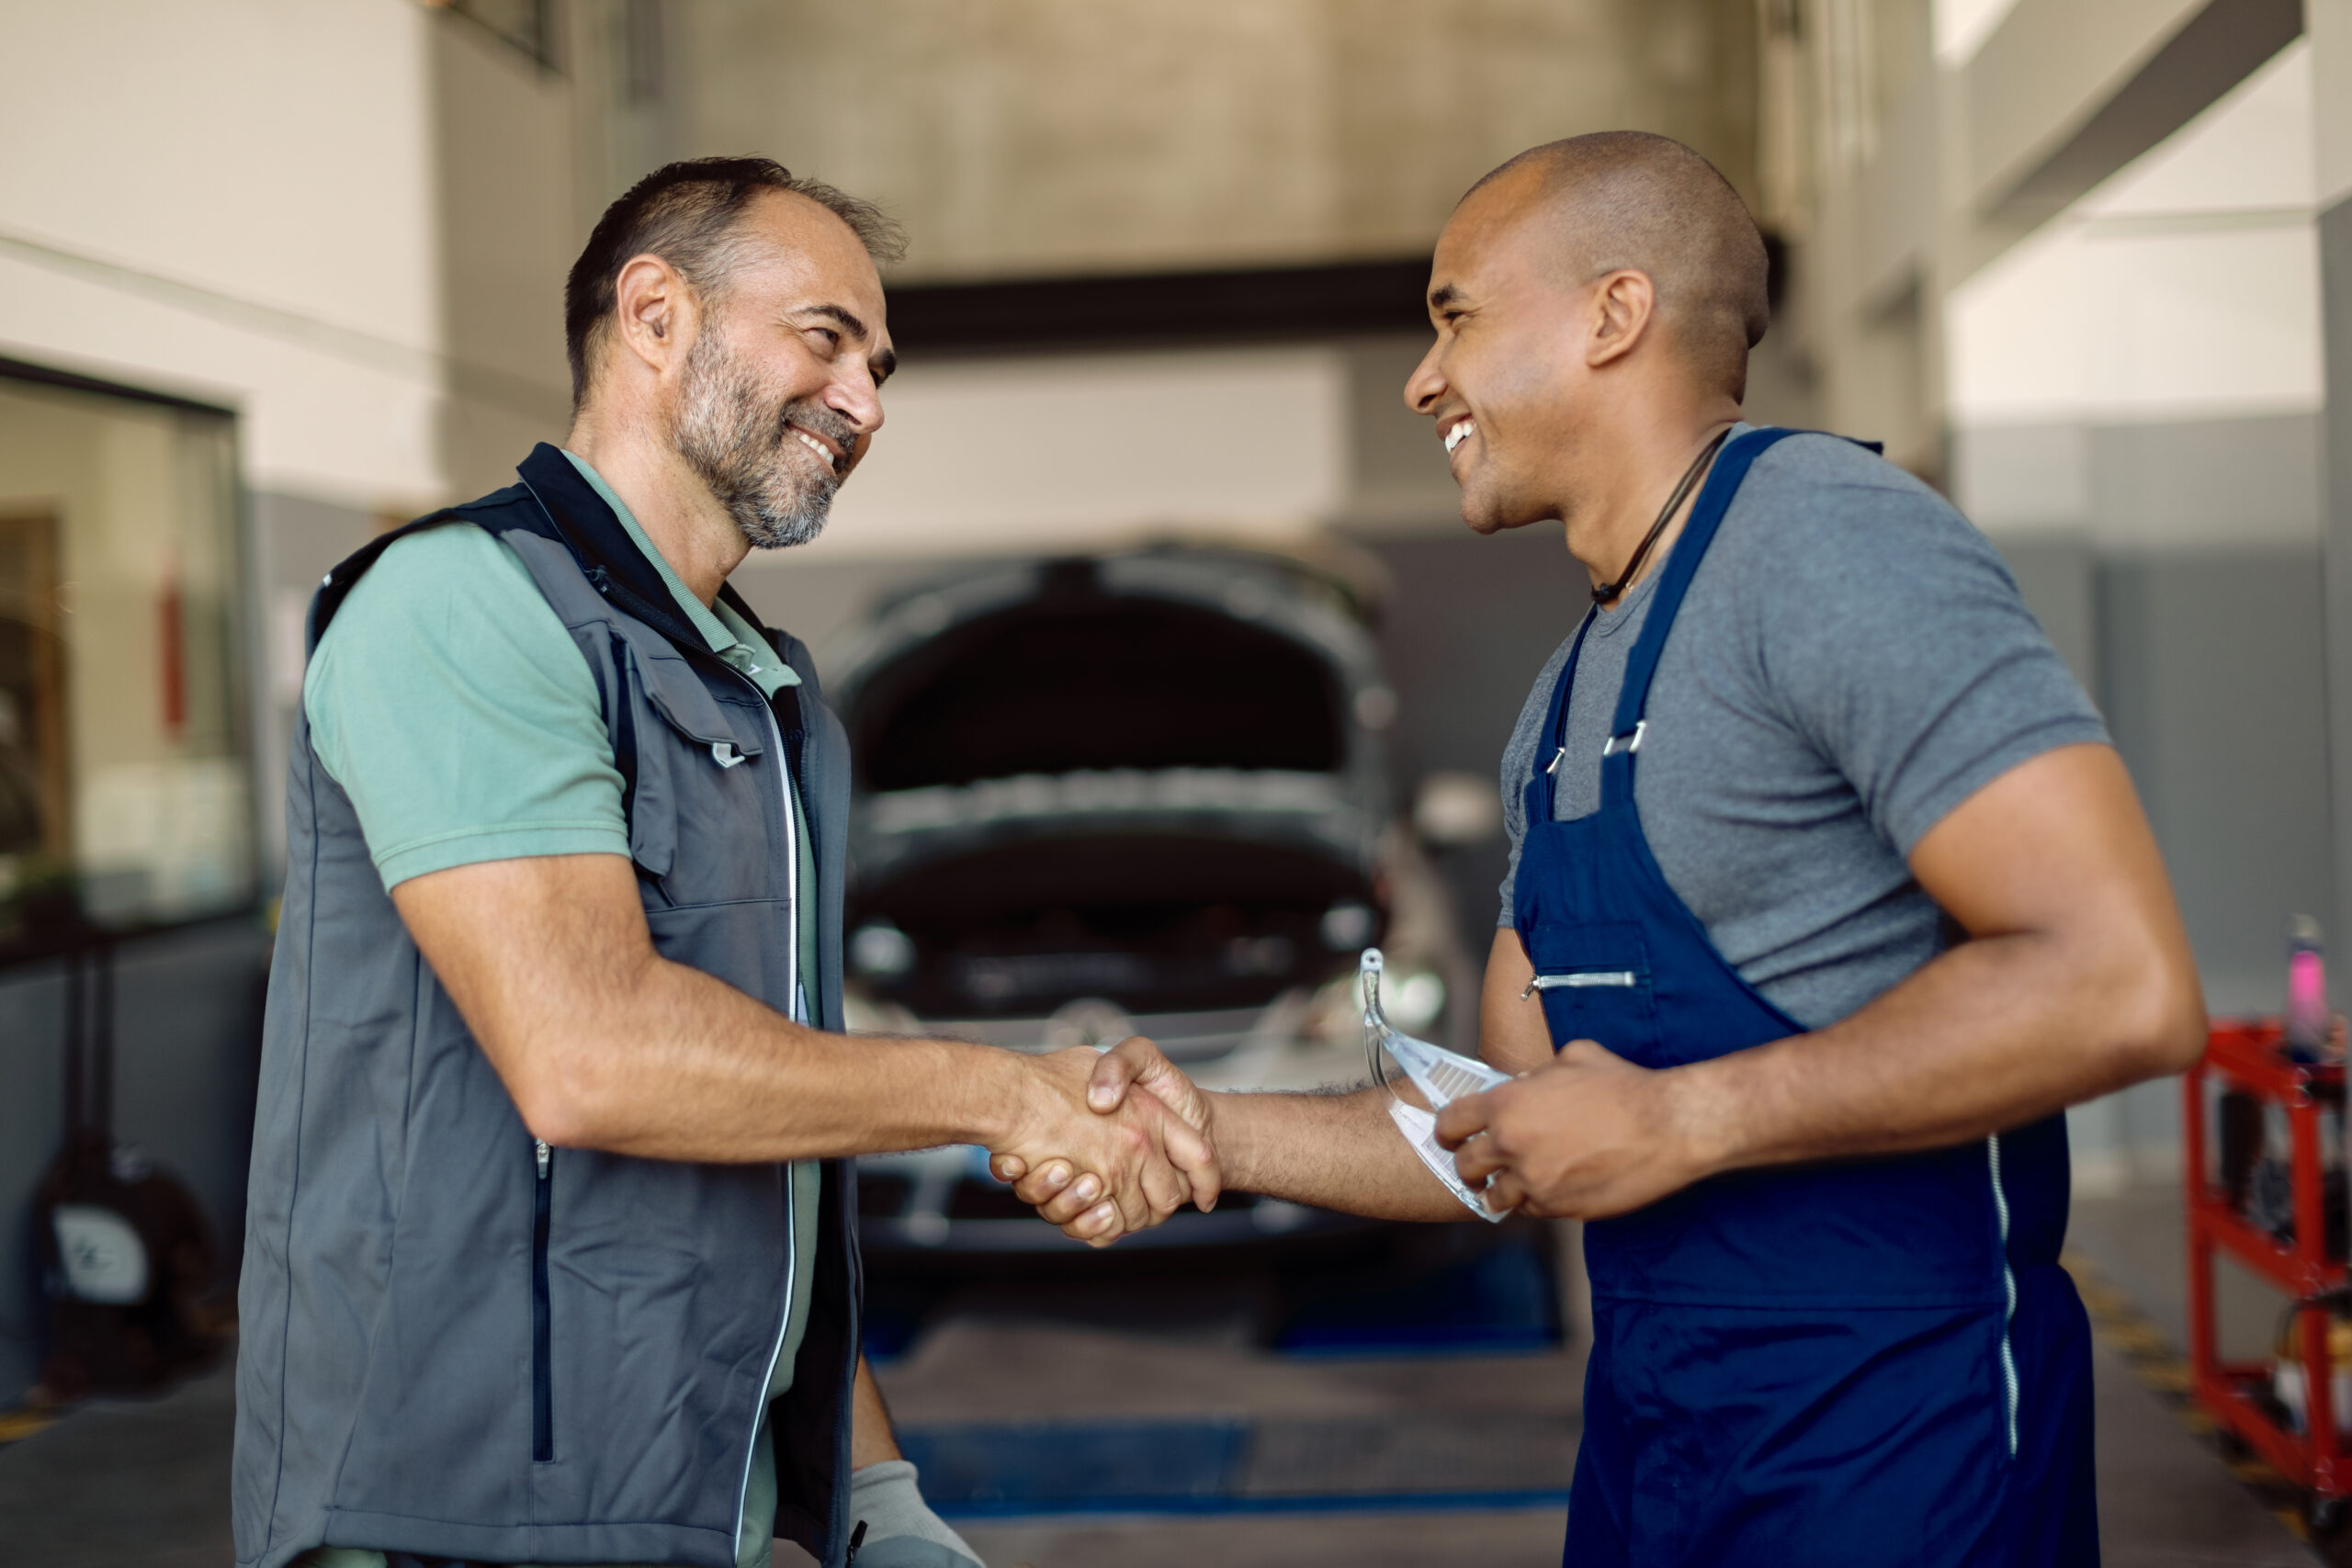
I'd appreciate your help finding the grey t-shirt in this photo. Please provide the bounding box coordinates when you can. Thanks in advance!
[1497,428,2109,1032]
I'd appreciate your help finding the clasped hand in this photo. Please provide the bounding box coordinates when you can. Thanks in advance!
[1435,1038,1712,1218]
[988,1044,1222,1247]
[993,1033,1718,1233]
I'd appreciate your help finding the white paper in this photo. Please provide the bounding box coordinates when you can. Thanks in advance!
[1389,1100,1506,1223]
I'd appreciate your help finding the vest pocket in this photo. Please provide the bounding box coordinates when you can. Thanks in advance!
[1522,921,1660,1062]
[618,642,775,907]
[531,1138,553,1462]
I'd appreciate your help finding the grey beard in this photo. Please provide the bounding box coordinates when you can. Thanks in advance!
[674,333,842,551]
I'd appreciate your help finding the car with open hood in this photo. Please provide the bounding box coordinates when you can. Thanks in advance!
[830,545,1469,1252]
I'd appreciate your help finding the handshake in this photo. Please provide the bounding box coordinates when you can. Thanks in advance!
[984,1036,1222,1247]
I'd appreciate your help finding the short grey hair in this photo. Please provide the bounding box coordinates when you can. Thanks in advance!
[563,155,906,406]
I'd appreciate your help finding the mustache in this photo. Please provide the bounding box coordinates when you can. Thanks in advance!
[780,400,856,477]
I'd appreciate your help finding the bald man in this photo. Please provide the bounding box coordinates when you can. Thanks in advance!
[1008,133,2205,1563]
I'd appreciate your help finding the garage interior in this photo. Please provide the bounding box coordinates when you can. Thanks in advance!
[5,0,2352,1563]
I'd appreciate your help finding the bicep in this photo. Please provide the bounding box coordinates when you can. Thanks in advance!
[1905,741,2205,1077]
[1480,928,1555,1074]
[307,527,628,889]
[1905,743,2169,941]
[390,852,650,1109]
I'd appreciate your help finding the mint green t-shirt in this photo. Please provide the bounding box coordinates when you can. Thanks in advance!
[299,452,825,1568]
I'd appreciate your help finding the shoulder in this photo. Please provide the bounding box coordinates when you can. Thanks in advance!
[339,520,539,615]
[1737,432,1975,533]
[1707,432,2018,601]
[314,521,571,669]
[305,522,592,728]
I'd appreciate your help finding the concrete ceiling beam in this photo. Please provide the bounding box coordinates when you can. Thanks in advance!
[1965,0,2303,227]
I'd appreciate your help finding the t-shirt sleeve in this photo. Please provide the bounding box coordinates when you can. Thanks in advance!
[303,523,629,890]
[1498,763,1528,929]
[1743,466,2109,857]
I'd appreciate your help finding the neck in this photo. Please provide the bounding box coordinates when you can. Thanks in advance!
[563,405,748,608]
[1558,397,1741,607]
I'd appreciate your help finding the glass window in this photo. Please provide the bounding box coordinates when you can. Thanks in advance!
[0,367,252,953]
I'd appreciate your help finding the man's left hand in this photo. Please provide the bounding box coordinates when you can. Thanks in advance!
[1435,1039,1714,1218]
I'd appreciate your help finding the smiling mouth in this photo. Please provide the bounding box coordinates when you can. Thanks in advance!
[1443,417,1476,457]
[787,423,846,472]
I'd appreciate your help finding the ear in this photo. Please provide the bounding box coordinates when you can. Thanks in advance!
[1585,268,1657,370]
[610,253,699,380]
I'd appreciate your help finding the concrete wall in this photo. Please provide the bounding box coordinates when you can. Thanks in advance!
[1941,39,2329,1189]
[0,3,592,1402]
[432,10,582,502]
[2312,0,2352,977]
[667,0,1758,282]
[0,0,448,513]
[250,492,381,877]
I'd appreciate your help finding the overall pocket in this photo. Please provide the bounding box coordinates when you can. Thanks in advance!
[1521,920,1661,1063]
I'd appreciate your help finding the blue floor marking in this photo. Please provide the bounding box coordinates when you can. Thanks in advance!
[899,1417,1250,1509]
[899,1416,1575,1518]
[926,1487,1577,1520]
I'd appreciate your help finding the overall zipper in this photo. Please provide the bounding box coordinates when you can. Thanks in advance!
[1987,1134,2019,1458]
[1521,970,1638,998]
[531,1137,553,1461]
[731,682,803,1561]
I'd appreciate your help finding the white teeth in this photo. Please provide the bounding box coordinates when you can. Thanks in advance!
[1444,420,1475,455]
[792,428,831,461]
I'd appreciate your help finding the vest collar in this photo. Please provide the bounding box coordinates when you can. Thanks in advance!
[514,441,780,659]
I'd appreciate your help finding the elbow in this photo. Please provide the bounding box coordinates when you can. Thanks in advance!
[2098,945,2208,1086]
[501,1032,620,1152]
[514,1084,598,1152]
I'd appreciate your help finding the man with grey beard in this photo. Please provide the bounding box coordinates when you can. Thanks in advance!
[234,158,1217,1568]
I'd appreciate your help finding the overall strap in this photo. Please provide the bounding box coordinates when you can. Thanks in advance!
[1532,608,1600,822]
[1600,426,1804,805]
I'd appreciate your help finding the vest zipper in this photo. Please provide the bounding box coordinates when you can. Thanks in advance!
[1521,970,1638,998]
[732,682,802,1561]
[531,1137,553,1462]
[1986,1134,2019,1458]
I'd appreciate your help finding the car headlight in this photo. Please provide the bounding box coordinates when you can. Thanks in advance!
[850,920,915,978]
[1319,901,1375,951]
[1385,969,1446,1034]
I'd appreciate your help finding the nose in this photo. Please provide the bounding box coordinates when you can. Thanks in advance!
[825,357,886,440]
[1403,338,1447,415]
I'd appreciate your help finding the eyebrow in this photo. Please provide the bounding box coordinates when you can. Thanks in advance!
[1427,282,1464,311]
[796,303,897,379]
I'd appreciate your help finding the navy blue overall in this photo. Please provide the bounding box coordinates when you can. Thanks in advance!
[1514,428,2098,1566]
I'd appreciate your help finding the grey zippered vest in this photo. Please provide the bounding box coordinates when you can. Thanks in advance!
[233,448,860,1568]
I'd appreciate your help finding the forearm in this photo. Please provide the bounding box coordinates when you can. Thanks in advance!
[513,948,1029,1162]
[1213,1085,1469,1221]
[1673,921,2202,1178]
[395,854,1051,1164]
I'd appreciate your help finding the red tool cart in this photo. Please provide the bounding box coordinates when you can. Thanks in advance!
[2184,1019,2350,1531]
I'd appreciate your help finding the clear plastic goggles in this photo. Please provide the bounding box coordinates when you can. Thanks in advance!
[1362,947,1509,1111]
[1361,947,1511,1221]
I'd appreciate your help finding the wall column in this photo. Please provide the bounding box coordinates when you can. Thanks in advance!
[2318,0,2352,958]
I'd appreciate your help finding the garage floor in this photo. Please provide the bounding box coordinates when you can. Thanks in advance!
[0,1190,2321,1568]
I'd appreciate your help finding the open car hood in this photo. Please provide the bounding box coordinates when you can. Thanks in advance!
[830,548,1396,1020]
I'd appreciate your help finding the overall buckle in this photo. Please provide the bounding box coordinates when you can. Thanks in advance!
[1601,720,1646,757]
